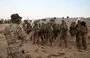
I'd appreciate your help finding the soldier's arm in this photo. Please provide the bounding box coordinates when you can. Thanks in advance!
[4,25,10,36]
[66,25,68,31]
[86,26,88,34]
[4,27,7,36]
[18,26,27,41]
[75,24,78,33]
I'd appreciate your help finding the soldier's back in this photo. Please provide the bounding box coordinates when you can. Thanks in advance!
[60,23,68,33]
[80,22,88,35]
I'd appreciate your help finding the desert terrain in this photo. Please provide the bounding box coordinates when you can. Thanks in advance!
[0,22,90,58]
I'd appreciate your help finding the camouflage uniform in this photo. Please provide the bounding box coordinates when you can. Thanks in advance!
[23,20,28,34]
[59,20,68,47]
[47,22,54,46]
[53,23,60,40]
[4,23,26,58]
[69,22,76,37]
[76,21,88,50]
[27,22,32,34]
[32,21,40,44]
[76,22,81,49]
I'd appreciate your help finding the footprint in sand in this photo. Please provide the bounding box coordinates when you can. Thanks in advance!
[25,54,32,58]
[34,49,39,53]
[47,52,65,58]
[36,56,42,58]
[41,46,44,49]
[58,52,65,56]
[41,49,47,53]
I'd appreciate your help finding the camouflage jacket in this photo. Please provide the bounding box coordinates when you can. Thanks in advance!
[76,23,88,35]
[60,23,68,32]
[4,23,26,53]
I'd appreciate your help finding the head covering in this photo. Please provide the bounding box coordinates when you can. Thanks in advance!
[11,13,22,24]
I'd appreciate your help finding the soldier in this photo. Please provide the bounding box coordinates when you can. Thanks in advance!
[80,21,88,50]
[32,20,40,44]
[4,14,27,58]
[47,22,54,46]
[69,22,76,38]
[52,23,57,41]
[59,20,68,47]
[23,20,32,34]
[27,21,32,34]
[53,23,60,41]
[39,22,47,45]
[76,21,88,50]
[23,20,28,34]
[75,20,81,50]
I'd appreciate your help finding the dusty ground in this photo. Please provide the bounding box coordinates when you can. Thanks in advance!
[0,24,90,58]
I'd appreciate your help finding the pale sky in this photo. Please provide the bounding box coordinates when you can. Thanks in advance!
[0,0,90,19]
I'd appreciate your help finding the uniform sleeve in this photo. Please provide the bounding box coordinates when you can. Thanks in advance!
[4,26,7,36]
[66,25,68,31]
[86,26,88,34]
[18,26,27,41]
[4,25,10,39]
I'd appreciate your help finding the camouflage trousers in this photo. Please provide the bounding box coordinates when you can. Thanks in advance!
[59,32,67,47]
[6,41,26,58]
[7,51,25,58]
[76,33,87,50]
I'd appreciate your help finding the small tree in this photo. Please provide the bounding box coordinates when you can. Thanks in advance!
[0,20,2,24]
[4,19,11,24]
[0,19,4,24]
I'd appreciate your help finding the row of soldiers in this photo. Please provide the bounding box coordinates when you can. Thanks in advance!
[4,14,88,58]
[23,19,67,46]
[23,18,88,50]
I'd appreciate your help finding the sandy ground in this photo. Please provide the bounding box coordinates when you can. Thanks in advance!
[0,24,90,58]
